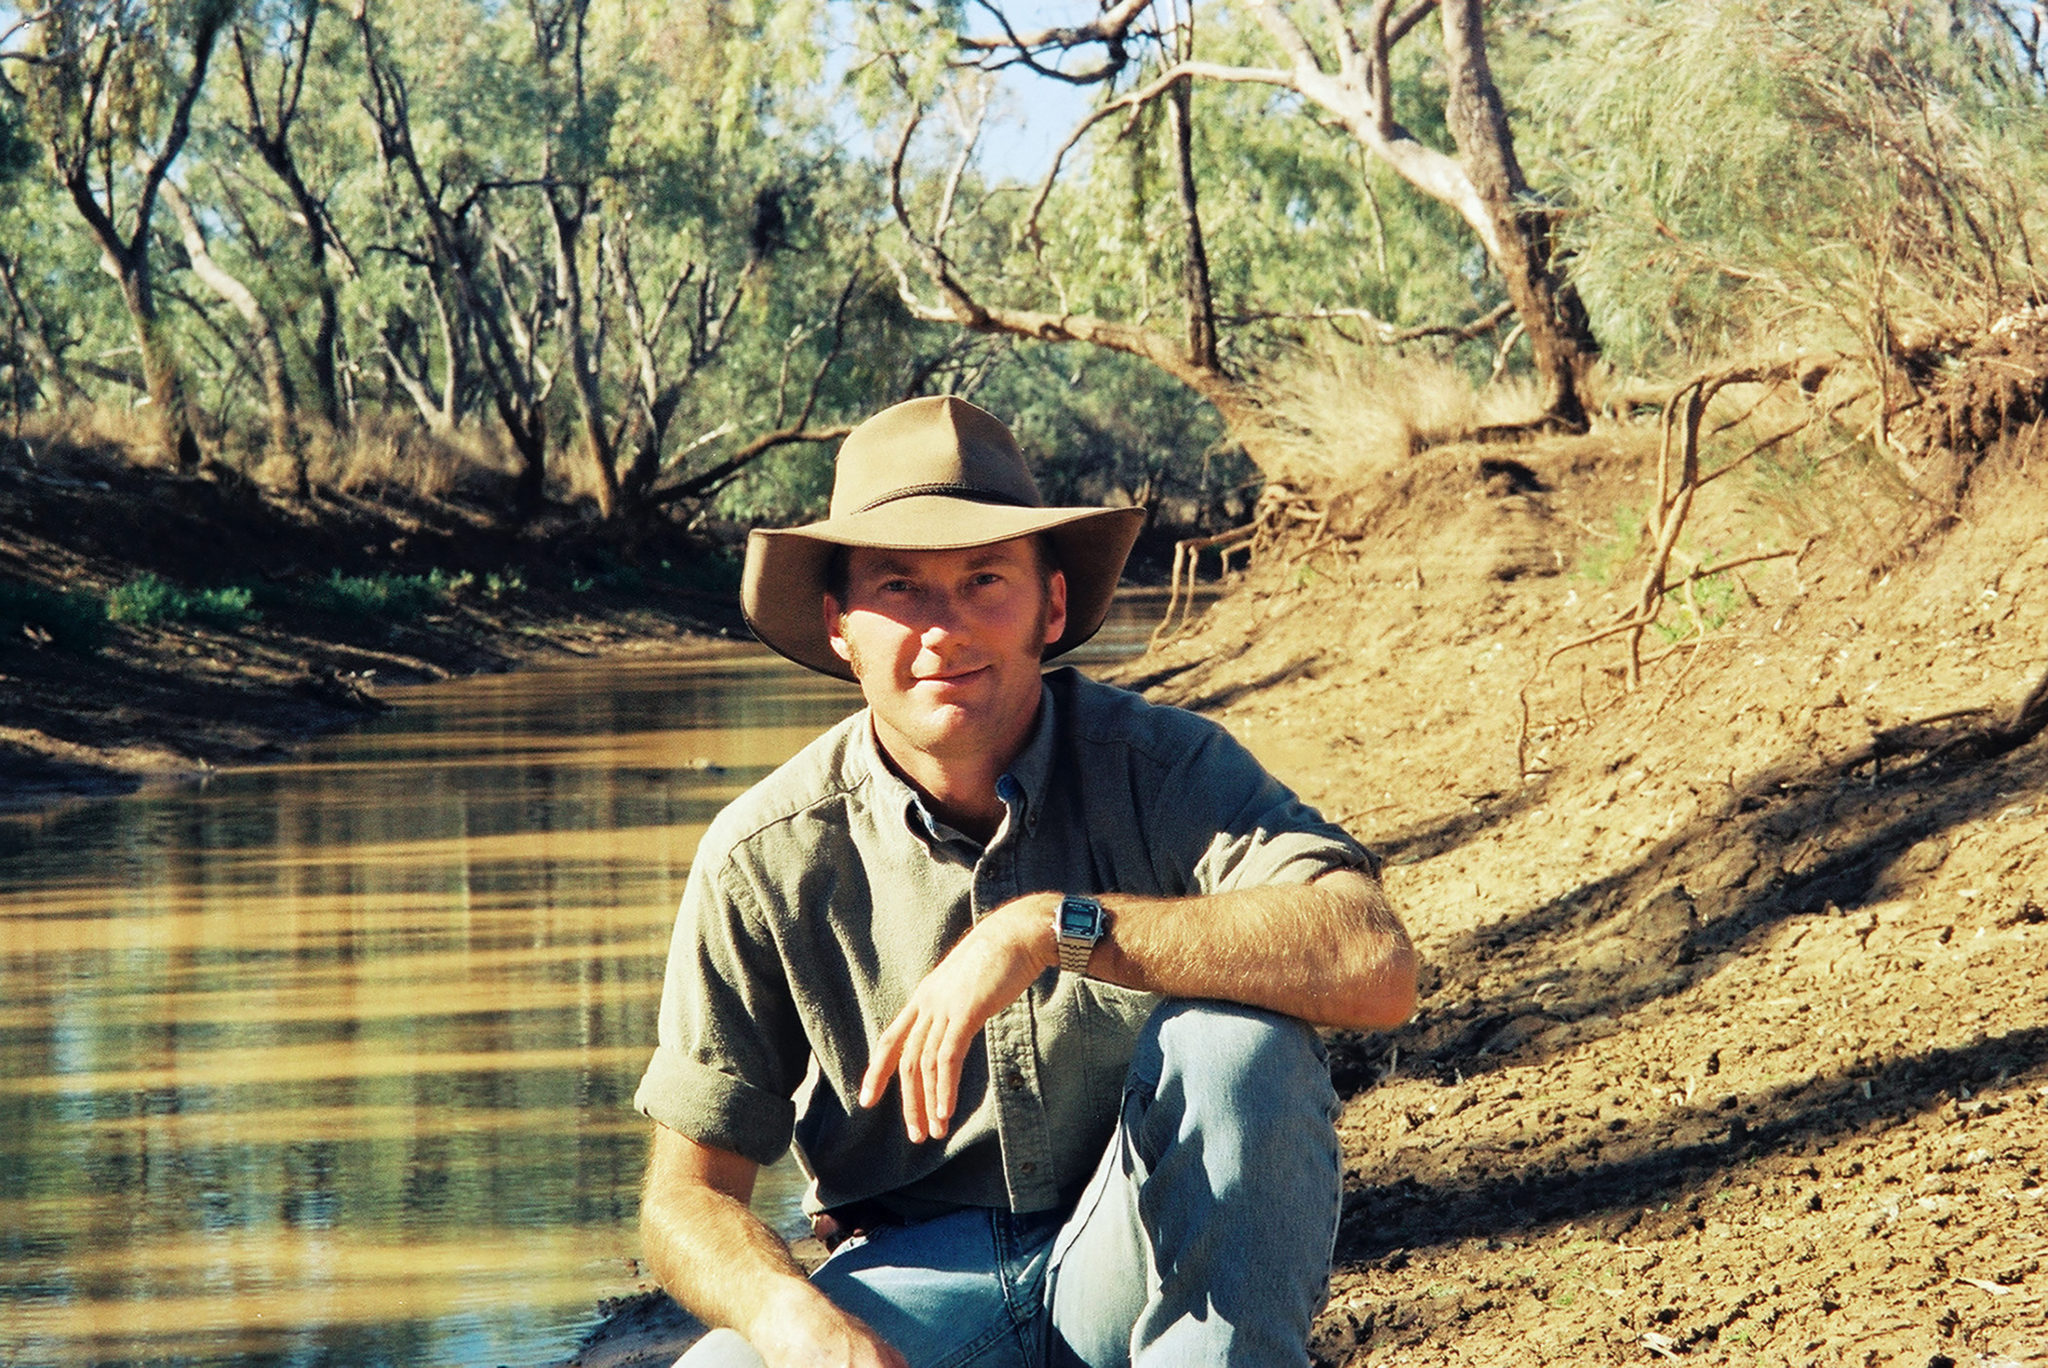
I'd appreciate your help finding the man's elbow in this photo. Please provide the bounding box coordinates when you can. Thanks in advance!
[1310,870,1419,1031]
[1330,940,1419,1031]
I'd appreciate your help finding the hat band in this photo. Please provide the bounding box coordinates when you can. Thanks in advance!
[855,483,1037,515]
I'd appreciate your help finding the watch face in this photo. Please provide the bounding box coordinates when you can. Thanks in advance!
[1059,897,1101,938]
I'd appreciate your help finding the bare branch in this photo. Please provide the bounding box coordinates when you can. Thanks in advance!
[1387,0,1437,50]
[651,422,855,506]
[959,0,1156,84]
[958,0,1155,54]
[1220,299,1513,344]
[933,83,990,251]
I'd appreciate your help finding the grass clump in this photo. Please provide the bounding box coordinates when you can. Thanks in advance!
[106,573,260,628]
[1576,506,1645,587]
[1,578,107,651]
[1655,571,1741,642]
[277,568,471,620]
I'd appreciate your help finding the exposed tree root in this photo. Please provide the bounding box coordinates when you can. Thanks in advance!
[1150,482,1330,647]
[1844,661,2048,779]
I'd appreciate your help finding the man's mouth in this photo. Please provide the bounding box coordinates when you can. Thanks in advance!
[916,664,988,686]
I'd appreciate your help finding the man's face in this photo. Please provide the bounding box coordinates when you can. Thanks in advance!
[825,538,1068,777]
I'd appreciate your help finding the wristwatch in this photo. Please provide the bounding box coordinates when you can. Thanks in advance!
[1055,894,1107,975]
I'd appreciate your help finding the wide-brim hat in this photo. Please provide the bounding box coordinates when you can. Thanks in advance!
[742,396,1146,680]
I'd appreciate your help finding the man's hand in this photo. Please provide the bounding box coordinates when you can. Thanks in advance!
[746,1281,908,1368]
[858,895,1055,1142]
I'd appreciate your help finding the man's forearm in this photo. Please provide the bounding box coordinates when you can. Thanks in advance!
[1082,869,1417,1030]
[640,1169,813,1333]
[861,870,1416,1144]
[639,1126,906,1366]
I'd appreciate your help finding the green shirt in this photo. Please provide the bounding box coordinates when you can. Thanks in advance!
[633,667,1370,1219]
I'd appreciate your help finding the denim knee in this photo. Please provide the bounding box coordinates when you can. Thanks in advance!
[1134,1000,1340,1138]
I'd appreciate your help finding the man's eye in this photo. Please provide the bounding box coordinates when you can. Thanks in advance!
[880,579,915,594]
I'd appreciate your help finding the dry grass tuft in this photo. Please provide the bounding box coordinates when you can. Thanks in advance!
[1244,344,1548,489]
[302,417,515,501]
[8,404,174,472]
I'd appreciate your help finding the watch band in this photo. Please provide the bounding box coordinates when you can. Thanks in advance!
[1056,894,1106,975]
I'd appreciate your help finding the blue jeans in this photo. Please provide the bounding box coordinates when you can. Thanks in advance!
[677,1001,1343,1367]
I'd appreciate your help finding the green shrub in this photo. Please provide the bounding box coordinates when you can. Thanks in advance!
[105,573,185,625]
[105,574,260,628]
[191,586,258,626]
[284,569,466,620]
[0,578,106,651]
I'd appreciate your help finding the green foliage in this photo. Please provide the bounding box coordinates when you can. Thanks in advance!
[106,573,259,627]
[1576,506,1645,587]
[270,569,467,620]
[976,344,1241,520]
[1654,572,1739,643]
[1529,0,2048,370]
[0,578,107,651]
[649,549,743,598]
[5,0,2045,520]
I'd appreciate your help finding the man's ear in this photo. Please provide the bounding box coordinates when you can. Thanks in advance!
[1044,570,1068,648]
[824,594,854,664]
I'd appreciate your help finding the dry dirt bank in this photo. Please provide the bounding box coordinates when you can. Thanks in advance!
[0,441,742,816]
[1122,432,2047,1367]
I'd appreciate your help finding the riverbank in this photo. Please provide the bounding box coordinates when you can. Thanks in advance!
[0,437,747,816]
[7,417,2044,1367]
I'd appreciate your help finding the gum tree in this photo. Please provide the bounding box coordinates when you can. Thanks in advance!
[876,0,1600,445]
[1,0,235,470]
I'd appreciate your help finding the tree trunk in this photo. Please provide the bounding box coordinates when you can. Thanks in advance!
[266,156,344,427]
[101,239,201,472]
[549,191,620,518]
[0,250,87,406]
[1166,77,1220,373]
[162,178,302,489]
[1438,0,1598,429]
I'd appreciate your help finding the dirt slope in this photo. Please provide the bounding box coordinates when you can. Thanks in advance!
[1119,433,2047,1366]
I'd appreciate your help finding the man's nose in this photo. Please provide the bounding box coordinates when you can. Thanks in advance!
[917,591,968,646]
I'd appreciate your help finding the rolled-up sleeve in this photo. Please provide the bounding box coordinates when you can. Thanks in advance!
[1192,733,1371,893]
[633,852,807,1167]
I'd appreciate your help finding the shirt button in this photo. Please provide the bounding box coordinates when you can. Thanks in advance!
[1005,1071,1025,1090]
[1019,1161,1036,1174]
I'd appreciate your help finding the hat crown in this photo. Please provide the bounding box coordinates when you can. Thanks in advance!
[828,396,1044,519]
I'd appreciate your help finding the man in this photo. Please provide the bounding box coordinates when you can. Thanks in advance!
[634,396,1417,1367]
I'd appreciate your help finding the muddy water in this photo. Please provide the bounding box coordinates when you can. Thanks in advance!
[0,595,1175,1368]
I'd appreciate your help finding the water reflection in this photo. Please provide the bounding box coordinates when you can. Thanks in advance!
[0,650,861,1368]
[0,591,1188,1368]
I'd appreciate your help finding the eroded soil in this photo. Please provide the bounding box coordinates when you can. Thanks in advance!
[1129,433,2048,1367]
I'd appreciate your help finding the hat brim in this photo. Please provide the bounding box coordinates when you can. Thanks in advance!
[742,499,1147,680]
